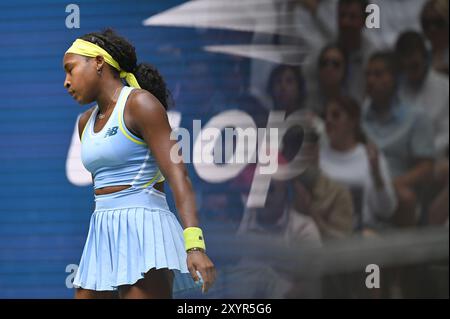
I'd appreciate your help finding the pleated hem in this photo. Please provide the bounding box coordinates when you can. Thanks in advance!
[73,267,194,292]
[73,206,197,293]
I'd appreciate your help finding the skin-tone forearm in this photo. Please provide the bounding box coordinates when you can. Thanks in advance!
[394,160,434,188]
[164,167,199,228]
[128,91,200,229]
[127,89,216,292]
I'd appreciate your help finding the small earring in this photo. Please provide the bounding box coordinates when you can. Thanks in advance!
[97,68,102,75]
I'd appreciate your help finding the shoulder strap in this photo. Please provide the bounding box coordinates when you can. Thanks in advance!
[80,106,98,142]
[116,86,146,145]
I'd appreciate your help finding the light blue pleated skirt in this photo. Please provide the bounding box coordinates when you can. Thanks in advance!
[73,186,197,293]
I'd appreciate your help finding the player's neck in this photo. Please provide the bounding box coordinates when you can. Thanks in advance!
[97,81,124,113]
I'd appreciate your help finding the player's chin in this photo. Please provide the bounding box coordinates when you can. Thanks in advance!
[77,95,94,105]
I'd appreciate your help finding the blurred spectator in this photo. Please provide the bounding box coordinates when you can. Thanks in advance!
[307,44,348,117]
[250,1,428,110]
[302,0,377,107]
[396,31,449,157]
[237,180,322,298]
[267,65,307,115]
[291,167,354,240]
[248,0,336,108]
[286,123,353,241]
[271,96,353,240]
[338,0,371,53]
[363,52,435,227]
[267,64,326,146]
[336,0,377,103]
[320,95,397,231]
[237,180,322,247]
[366,0,428,49]
[421,0,449,75]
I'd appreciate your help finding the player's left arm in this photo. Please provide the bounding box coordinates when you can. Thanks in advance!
[126,90,216,292]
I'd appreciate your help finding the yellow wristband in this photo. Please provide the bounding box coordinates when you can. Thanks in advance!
[183,227,206,251]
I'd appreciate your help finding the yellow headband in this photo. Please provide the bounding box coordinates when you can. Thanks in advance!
[65,38,141,88]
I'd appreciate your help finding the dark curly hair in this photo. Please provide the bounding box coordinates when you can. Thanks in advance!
[328,95,367,144]
[80,28,170,109]
[266,65,306,105]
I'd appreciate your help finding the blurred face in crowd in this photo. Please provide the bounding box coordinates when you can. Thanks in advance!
[338,1,365,47]
[325,101,356,145]
[422,3,449,47]
[272,67,302,112]
[319,48,346,91]
[366,59,396,103]
[399,51,428,87]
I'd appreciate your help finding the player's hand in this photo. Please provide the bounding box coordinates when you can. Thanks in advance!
[187,251,216,293]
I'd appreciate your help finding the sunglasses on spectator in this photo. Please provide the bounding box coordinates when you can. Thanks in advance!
[422,18,448,30]
[319,59,343,69]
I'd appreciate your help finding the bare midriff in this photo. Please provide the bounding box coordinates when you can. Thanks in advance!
[94,182,165,195]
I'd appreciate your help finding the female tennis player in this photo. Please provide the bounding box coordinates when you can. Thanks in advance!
[63,29,216,299]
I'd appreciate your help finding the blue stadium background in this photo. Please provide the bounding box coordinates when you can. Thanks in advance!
[0,0,251,298]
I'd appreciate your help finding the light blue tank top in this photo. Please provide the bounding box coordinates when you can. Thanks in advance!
[80,86,165,190]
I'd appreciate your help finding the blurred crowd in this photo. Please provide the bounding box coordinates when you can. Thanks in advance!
[174,0,448,298]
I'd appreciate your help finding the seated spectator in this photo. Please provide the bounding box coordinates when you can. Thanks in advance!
[237,180,322,247]
[237,180,322,298]
[267,65,307,116]
[320,95,397,231]
[303,0,377,106]
[363,52,436,227]
[336,0,376,103]
[307,44,348,117]
[267,64,327,148]
[278,111,353,241]
[396,31,449,157]
[283,126,353,241]
[291,167,354,241]
[421,0,449,75]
